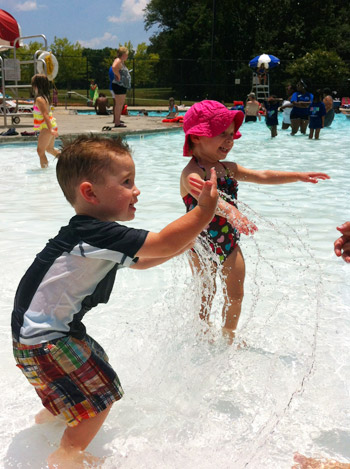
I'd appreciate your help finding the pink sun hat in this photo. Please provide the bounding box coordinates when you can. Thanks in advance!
[183,100,244,156]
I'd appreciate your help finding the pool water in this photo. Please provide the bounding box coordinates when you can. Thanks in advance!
[77,109,187,117]
[1,115,350,468]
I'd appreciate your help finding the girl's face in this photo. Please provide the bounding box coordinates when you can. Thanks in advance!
[192,121,236,162]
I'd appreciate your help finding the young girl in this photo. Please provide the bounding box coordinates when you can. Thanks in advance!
[180,100,330,342]
[32,74,60,168]
[308,89,326,139]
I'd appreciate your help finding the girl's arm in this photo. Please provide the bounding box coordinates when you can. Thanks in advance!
[36,97,57,135]
[235,164,330,185]
[181,167,257,235]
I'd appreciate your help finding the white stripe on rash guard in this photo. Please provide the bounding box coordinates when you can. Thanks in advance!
[12,215,148,345]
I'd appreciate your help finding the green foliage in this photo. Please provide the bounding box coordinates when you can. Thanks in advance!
[285,50,349,89]
[50,37,84,89]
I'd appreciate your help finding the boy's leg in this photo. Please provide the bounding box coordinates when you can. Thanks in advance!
[37,129,52,168]
[48,405,112,469]
[35,408,56,424]
[315,128,321,139]
[189,251,217,323]
[309,128,314,139]
[221,246,245,342]
[271,125,277,137]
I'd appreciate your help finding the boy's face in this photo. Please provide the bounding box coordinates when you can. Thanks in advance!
[194,121,236,162]
[92,153,140,222]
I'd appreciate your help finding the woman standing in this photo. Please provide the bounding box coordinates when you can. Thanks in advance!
[290,79,313,135]
[111,47,131,128]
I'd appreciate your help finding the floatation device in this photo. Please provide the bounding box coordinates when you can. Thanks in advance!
[233,101,244,106]
[162,115,184,123]
[37,51,59,81]
[121,104,128,115]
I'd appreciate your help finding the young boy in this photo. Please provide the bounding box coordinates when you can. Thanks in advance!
[11,135,218,468]
[263,95,283,138]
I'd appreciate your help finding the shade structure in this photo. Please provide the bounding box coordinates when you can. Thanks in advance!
[0,9,21,49]
[249,54,280,70]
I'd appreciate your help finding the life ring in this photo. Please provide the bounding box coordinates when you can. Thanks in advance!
[37,51,59,81]
[162,115,184,123]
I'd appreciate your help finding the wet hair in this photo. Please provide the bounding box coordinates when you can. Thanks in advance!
[116,46,128,58]
[31,74,51,104]
[56,134,131,206]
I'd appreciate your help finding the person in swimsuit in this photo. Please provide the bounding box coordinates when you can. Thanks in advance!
[180,100,330,343]
[32,74,60,168]
[166,97,179,119]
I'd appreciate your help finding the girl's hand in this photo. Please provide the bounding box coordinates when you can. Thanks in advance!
[226,210,258,236]
[50,129,58,137]
[189,168,218,213]
[298,172,330,184]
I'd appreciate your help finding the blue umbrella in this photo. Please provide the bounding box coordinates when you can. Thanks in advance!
[249,54,280,69]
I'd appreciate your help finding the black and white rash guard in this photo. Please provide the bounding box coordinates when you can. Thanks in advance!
[11,215,148,345]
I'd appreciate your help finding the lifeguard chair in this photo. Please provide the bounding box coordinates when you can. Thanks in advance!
[0,9,58,128]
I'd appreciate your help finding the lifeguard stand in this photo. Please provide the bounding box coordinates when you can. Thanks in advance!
[252,72,270,102]
[0,34,50,128]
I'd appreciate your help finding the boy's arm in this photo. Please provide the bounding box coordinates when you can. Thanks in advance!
[135,169,218,258]
[131,241,194,270]
[235,164,330,185]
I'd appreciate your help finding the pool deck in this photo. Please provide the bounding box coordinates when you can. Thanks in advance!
[0,106,185,144]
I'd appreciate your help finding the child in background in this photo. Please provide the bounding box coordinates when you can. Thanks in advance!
[32,74,60,168]
[166,97,179,118]
[180,100,330,342]
[11,135,218,468]
[263,95,283,138]
[309,89,326,139]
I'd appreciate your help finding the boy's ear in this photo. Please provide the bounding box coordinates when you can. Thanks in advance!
[79,181,99,205]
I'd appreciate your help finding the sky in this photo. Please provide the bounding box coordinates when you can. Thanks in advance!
[0,0,157,49]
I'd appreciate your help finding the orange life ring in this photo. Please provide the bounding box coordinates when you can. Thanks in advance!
[162,115,184,123]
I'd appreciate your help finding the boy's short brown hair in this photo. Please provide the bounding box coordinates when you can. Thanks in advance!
[56,135,131,205]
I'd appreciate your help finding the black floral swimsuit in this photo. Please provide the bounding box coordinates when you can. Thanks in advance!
[183,157,240,263]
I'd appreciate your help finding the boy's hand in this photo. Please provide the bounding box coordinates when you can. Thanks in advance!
[298,172,330,184]
[334,222,350,262]
[189,168,218,212]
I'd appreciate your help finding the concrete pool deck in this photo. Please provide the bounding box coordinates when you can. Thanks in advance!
[0,106,185,144]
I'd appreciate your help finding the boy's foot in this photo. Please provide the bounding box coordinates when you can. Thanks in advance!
[35,408,56,424]
[48,448,104,468]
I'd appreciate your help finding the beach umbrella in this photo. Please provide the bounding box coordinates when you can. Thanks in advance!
[249,54,280,69]
[0,9,22,50]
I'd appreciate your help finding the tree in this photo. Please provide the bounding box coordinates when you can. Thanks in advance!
[50,37,85,90]
[285,50,349,91]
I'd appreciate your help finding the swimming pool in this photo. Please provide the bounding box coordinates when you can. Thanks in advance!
[1,115,350,468]
[77,109,187,117]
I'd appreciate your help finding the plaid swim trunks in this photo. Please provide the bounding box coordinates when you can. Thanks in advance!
[13,334,124,427]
